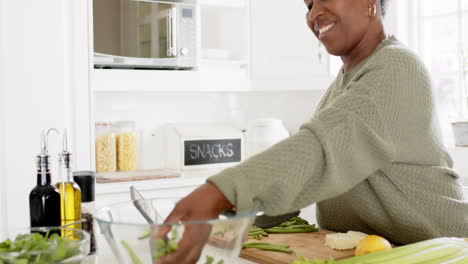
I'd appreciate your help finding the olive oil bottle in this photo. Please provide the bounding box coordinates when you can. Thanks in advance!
[56,129,82,237]
[29,131,61,228]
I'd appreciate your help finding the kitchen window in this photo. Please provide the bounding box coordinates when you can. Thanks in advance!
[411,0,468,146]
[329,0,468,146]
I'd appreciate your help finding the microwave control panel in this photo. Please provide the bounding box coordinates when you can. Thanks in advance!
[178,6,197,58]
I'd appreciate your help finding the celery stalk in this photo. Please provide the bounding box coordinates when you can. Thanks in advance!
[382,243,464,264]
[335,243,439,264]
[418,248,468,264]
[335,238,468,264]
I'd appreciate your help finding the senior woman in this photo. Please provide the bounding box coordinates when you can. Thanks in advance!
[156,0,468,263]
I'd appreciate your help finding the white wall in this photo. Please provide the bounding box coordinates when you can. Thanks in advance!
[382,0,399,36]
[0,0,6,234]
[1,0,66,230]
[94,90,325,133]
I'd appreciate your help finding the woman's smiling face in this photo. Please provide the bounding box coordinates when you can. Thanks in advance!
[305,0,373,56]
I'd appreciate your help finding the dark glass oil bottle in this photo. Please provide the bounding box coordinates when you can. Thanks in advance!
[29,131,61,228]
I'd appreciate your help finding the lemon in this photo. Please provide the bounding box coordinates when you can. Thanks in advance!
[354,235,392,256]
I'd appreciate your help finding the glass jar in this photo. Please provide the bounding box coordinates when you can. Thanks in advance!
[95,122,117,173]
[114,120,138,171]
[73,170,97,255]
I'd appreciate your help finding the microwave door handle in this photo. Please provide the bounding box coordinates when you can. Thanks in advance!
[167,8,178,57]
[166,10,172,57]
[171,7,178,56]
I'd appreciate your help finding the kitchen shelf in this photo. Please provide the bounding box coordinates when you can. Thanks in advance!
[92,68,250,92]
[199,59,248,68]
[96,168,181,183]
[95,168,223,195]
[199,0,247,8]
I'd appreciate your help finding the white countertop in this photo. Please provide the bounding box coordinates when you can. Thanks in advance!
[95,168,223,195]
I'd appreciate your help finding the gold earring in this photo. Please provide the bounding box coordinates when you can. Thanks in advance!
[368,4,377,17]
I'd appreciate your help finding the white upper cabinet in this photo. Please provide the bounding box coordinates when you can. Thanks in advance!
[249,0,330,91]
[91,0,331,92]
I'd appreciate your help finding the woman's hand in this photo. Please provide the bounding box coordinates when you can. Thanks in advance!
[155,182,233,264]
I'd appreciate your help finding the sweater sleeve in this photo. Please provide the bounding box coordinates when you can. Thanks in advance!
[208,66,396,215]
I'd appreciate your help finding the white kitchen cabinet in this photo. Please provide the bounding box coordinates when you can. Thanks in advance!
[92,0,251,92]
[91,0,331,93]
[0,0,92,231]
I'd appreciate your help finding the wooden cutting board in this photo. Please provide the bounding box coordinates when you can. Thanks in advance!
[96,169,180,183]
[240,229,355,264]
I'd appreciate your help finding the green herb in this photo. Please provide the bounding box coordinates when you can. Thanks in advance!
[0,232,82,264]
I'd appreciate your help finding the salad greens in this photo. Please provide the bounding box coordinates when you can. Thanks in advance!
[152,229,179,261]
[204,255,224,264]
[0,232,81,264]
[127,227,226,264]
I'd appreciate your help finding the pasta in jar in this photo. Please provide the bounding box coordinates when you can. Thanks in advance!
[95,122,116,173]
[114,121,138,171]
[116,132,137,171]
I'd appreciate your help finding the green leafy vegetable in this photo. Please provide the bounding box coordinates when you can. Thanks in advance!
[204,255,224,264]
[0,232,82,264]
[205,255,214,264]
[152,228,179,261]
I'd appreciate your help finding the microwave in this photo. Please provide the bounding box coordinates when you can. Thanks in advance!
[93,0,198,69]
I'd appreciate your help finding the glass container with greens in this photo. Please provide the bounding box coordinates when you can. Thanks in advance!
[95,198,258,264]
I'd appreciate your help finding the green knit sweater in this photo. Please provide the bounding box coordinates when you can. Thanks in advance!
[208,36,468,244]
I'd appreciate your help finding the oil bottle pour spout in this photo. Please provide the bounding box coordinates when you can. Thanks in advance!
[59,128,72,169]
[37,128,59,185]
[37,128,59,168]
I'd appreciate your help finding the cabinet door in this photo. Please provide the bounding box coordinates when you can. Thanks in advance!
[250,0,330,91]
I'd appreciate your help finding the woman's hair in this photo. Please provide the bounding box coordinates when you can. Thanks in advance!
[380,0,389,17]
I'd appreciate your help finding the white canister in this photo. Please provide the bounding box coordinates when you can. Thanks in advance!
[247,118,290,157]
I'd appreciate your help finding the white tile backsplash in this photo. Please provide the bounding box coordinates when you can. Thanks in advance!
[95,90,325,170]
[95,90,326,133]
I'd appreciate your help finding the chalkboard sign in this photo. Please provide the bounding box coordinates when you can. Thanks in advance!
[184,139,241,166]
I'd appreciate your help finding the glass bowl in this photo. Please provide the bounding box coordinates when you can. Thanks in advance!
[95,198,259,264]
[0,226,90,264]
